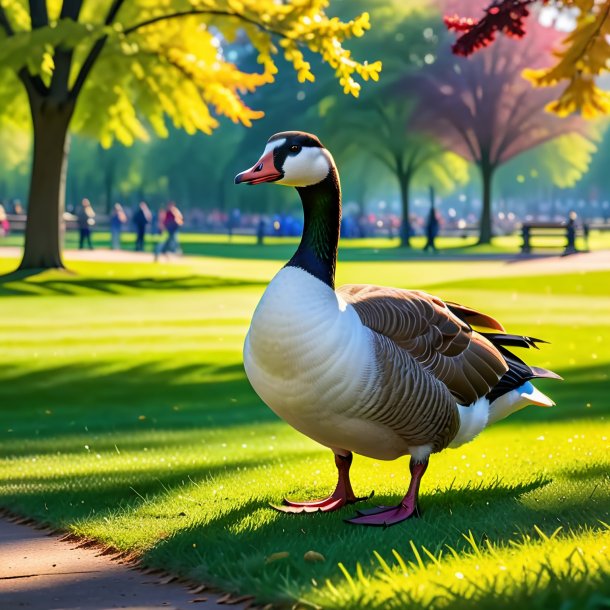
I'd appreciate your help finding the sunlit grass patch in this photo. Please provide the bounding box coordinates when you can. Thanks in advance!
[306,525,610,610]
[0,255,608,607]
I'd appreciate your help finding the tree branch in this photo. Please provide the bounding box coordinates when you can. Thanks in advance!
[60,0,84,21]
[72,4,296,102]
[122,9,287,38]
[0,4,14,36]
[69,0,126,100]
[370,149,397,173]
[1,4,48,96]
[411,145,443,174]
[49,1,86,100]
[29,0,49,29]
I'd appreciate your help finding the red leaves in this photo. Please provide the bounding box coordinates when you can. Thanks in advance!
[445,0,541,56]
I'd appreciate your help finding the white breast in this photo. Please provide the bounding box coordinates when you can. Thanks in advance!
[244,267,382,452]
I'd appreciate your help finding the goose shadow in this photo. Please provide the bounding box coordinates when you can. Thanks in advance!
[138,473,609,606]
[0,273,264,296]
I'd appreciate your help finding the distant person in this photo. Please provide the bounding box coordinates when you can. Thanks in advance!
[77,198,95,250]
[110,203,127,250]
[423,205,440,252]
[155,201,183,259]
[133,201,152,251]
[0,204,9,237]
[257,217,266,245]
[11,199,23,215]
[227,208,240,239]
[583,221,590,251]
[565,210,578,255]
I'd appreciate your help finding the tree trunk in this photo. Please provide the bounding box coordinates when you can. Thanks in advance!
[19,98,74,270]
[478,163,495,245]
[101,146,116,214]
[398,171,412,248]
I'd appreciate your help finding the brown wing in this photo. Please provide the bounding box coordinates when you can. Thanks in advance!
[337,284,508,405]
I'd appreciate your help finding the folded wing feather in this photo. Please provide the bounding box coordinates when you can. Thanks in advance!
[338,284,508,405]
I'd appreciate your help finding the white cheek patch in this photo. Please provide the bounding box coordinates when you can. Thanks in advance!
[262,138,285,156]
[278,147,332,187]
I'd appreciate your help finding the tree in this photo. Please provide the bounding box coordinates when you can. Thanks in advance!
[499,132,597,192]
[405,6,588,244]
[0,0,381,270]
[307,1,468,247]
[445,0,610,118]
[324,97,468,247]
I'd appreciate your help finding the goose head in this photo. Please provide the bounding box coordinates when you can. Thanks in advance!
[234,131,335,188]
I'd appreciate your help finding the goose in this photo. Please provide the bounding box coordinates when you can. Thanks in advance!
[235,131,560,526]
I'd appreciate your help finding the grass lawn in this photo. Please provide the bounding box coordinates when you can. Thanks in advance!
[2,227,609,261]
[0,247,609,609]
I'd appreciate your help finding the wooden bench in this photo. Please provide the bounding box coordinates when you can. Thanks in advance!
[520,222,581,255]
[5,213,111,233]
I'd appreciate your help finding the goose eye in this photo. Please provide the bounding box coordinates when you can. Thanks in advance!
[289,145,301,153]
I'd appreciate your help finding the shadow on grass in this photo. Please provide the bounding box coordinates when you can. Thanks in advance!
[0,362,277,450]
[0,273,265,296]
[143,473,609,605]
[2,359,606,449]
[1,357,609,605]
[506,363,609,423]
[178,240,534,263]
[3,434,608,607]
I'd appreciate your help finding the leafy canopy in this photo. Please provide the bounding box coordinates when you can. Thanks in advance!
[0,0,382,146]
[499,131,599,190]
[445,0,610,118]
[409,5,592,173]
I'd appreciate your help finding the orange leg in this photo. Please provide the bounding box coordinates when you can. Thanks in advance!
[272,452,371,514]
[346,457,428,526]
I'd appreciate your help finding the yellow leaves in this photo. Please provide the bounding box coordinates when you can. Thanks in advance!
[232,1,381,98]
[542,132,598,188]
[99,85,150,148]
[41,45,55,77]
[548,75,610,119]
[281,39,314,83]
[35,0,380,145]
[1,0,30,31]
[525,0,610,117]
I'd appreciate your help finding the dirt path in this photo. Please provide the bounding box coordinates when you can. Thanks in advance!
[0,517,239,610]
[0,245,609,274]
[0,246,166,265]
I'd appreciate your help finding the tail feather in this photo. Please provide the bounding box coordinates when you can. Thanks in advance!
[483,334,561,403]
[521,383,555,408]
[481,332,548,350]
[446,309,562,403]
[531,366,563,381]
[445,302,506,332]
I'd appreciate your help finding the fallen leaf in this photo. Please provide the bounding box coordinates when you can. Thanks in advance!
[265,551,290,564]
[304,550,325,563]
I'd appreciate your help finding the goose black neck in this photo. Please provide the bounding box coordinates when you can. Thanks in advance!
[286,168,341,289]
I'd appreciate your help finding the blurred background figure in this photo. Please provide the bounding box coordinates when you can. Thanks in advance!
[257,216,266,246]
[566,210,578,255]
[155,201,183,259]
[110,203,127,250]
[133,201,152,251]
[423,188,440,253]
[11,199,23,215]
[227,208,241,240]
[77,198,95,250]
[0,203,9,237]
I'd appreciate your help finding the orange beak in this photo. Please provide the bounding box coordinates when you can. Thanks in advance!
[234,151,282,185]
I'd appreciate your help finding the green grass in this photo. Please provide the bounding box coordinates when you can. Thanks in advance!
[2,228,609,261]
[0,248,609,609]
